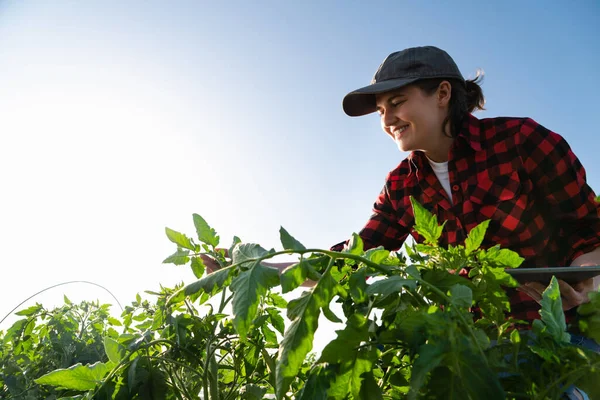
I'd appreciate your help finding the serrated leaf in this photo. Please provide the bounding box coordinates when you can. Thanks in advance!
[296,364,335,400]
[35,362,110,390]
[327,346,378,400]
[190,257,206,278]
[162,248,190,265]
[232,243,268,268]
[364,247,390,264]
[192,213,219,247]
[319,314,369,364]
[449,284,472,308]
[165,227,195,250]
[268,292,288,308]
[408,343,446,400]
[540,276,570,343]
[358,371,383,400]
[230,261,280,340]
[322,303,343,323]
[345,233,364,255]
[266,308,285,335]
[280,226,306,251]
[281,260,309,293]
[229,235,242,258]
[15,304,42,316]
[167,266,234,304]
[366,276,417,297]
[261,324,278,346]
[465,220,490,255]
[276,267,339,399]
[349,268,368,304]
[103,337,125,364]
[410,196,445,245]
[478,245,524,269]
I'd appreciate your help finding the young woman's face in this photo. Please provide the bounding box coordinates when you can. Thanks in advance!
[375,83,450,158]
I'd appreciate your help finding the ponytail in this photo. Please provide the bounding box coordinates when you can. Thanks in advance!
[465,70,485,114]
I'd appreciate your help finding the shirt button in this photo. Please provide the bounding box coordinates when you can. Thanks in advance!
[452,185,460,192]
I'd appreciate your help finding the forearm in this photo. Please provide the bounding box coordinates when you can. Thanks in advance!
[570,246,600,290]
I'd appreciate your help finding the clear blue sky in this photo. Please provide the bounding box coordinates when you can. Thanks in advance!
[1,1,599,338]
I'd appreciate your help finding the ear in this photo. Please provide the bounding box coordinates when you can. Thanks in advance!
[437,81,452,107]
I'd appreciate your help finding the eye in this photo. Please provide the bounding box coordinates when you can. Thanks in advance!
[391,100,405,107]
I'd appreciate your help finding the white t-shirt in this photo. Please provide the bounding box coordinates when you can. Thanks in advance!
[427,158,453,204]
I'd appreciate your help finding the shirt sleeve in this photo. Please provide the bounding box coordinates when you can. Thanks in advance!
[331,171,410,252]
[517,118,600,262]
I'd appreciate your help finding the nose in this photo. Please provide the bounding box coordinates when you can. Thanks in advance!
[380,109,398,128]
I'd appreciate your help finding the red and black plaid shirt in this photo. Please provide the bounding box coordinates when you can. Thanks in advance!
[333,114,600,324]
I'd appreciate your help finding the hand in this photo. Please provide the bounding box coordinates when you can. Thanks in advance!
[517,278,595,311]
[199,249,229,274]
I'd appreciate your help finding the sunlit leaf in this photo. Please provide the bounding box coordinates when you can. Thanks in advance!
[162,248,190,265]
[280,226,306,251]
[410,196,445,245]
[230,261,280,340]
[540,276,570,343]
[35,362,110,390]
[165,227,195,250]
[464,220,490,255]
[192,213,219,247]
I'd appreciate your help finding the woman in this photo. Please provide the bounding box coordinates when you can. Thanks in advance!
[337,46,600,323]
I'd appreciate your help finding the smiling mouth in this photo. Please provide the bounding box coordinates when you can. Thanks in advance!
[393,125,409,139]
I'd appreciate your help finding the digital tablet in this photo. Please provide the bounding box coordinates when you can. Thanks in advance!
[505,266,600,284]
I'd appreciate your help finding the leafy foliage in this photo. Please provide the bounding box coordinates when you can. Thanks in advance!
[2,197,600,399]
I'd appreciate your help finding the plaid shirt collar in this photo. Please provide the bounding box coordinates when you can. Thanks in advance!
[407,114,483,179]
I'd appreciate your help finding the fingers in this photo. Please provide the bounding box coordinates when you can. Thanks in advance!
[517,282,544,304]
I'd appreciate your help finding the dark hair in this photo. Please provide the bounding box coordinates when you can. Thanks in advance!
[413,71,485,138]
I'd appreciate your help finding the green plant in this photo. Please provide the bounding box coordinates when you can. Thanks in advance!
[3,199,600,399]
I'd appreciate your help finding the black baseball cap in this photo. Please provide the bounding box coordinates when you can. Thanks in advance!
[342,46,465,117]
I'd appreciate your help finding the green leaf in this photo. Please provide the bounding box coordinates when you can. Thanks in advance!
[15,304,42,316]
[349,268,368,304]
[408,343,446,400]
[478,245,524,269]
[280,226,306,251]
[540,276,570,343]
[230,261,280,340]
[103,337,125,364]
[410,196,445,245]
[167,266,234,304]
[192,213,219,247]
[327,346,378,400]
[366,276,417,297]
[358,371,384,400]
[449,284,472,308]
[319,314,369,364]
[268,292,288,308]
[464,220,490,255]
[232,243,268,268]
[364,247,390,264]
[165,227,195,250]
[345,233,363,255]
[64,295,72,305]
[267,308,286,335]
[162,248,190,265]
[296,364,335,400]
[35,362,110,390]
[190,257,206,278]
[276,266,339,399]
[281,259,310,293]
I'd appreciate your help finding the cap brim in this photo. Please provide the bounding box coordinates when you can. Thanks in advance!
[342,77,420,117]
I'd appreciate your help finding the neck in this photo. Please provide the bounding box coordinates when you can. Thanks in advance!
[424,135,454,163]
